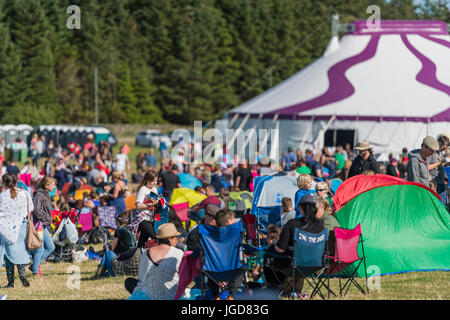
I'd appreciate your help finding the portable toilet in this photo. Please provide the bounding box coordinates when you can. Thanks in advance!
[39,125,51,143]
[59,126,71,148]
[16,124,33,142]
[72,127,84,146]
[3,125,18,145]
[93,127,110,144]
[65,127,76,145]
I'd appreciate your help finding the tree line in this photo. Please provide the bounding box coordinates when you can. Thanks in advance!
[0,0,448,125]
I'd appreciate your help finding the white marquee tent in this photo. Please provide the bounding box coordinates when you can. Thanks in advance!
[224,20,450,158]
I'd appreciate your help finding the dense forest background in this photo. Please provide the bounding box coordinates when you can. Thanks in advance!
[0,0,448,125]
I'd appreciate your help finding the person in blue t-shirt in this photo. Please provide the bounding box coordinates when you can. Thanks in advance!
[294,174,315,218]
[145,148,158,169]
[282,147,297,172]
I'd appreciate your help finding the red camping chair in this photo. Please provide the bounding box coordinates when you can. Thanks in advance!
[318,224,368,298]
[19,173,32,187]
[60,182,72,200]
[243,214,257,244]
[172,202,189,222]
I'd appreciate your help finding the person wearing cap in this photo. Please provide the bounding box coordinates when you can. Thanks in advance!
[348,141,380,178]
[126,223,184,300]
[282,147,298,172]
[259,157,274,176]
[269,193,325,298]
[427,135,450,193]
[407,136,440,188]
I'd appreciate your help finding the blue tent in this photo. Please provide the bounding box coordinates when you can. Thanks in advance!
[178,173,202,190]
[250,175,299,233]
[330,178,343,194]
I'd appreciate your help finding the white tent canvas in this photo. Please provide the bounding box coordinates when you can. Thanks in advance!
[225,20,450,157]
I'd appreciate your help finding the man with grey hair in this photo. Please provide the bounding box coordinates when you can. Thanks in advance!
[428,134,450,193]
[407,136,439,188]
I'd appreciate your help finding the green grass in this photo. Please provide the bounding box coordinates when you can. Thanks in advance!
[4,134,449,300]
[1,257,448,300]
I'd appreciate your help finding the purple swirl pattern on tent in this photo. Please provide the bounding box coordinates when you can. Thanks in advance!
[402,35,450,96]
[421,35,450,49]
[267,35,380,116]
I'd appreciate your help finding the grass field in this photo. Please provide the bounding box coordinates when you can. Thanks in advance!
[2,135,449,300]
[1,254,448,300]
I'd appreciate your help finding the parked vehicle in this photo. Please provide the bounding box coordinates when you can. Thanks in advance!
[135,129,171,148]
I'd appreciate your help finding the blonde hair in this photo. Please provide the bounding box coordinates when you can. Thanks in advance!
[323,199,332,214]
[297,174,312,190]
[316,197,330,213]
[112,171,122,180]
[315,181,328,191]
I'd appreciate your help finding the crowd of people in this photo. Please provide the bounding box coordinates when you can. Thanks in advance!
[0,129,448,299]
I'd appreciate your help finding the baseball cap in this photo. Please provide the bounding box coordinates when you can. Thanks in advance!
[205,204,220,217]
[299,193,316,205]
[422,136,439,151]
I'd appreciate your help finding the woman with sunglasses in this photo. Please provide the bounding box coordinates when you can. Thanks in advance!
[315,181,333,208]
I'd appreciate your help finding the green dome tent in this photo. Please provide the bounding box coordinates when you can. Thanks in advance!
[334,175,450,277]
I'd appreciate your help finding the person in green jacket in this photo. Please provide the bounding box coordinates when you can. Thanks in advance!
[316,197,340,233]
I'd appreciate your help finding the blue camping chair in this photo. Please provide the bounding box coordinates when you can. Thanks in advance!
[291,228,329,299]
[198,221,246,299]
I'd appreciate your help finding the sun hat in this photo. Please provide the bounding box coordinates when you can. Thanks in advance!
[156,223,181,239]
[422,136,439,151]
[354,140,373,151]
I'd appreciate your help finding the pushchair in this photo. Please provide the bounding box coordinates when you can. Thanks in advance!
[49,209,81,263]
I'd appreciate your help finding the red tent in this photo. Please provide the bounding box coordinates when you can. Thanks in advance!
[333,174,440,213]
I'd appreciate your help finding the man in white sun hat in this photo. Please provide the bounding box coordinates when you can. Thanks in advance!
[348,140,380,178]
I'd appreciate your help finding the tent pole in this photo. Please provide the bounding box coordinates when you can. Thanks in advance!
[313,115,336,148]
[259,113,278,153]
[269,119,280,161]
[227,113,251,148]
[300,115,315,151]
[228,113,239,128]
[240,113,263,163]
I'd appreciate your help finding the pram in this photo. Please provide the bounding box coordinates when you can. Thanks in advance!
[49,209,80,263]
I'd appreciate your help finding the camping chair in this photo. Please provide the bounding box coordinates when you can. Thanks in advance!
[243,214,257,245]
[198,221,246,300]
[172,202,189,222]
[286,228,329,300]
[61,182,72,201]
[318,224,368,297]
[291,228,329,299]
[78,208,94,243]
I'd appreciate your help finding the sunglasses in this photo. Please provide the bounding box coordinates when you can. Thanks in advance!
[317,189,327,192]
